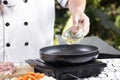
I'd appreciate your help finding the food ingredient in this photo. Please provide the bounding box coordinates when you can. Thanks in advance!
[17,72,45,80]
[0,61,16,75]
[11,72,56,80]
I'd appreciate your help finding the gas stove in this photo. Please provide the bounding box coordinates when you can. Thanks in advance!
[26,59,107,80]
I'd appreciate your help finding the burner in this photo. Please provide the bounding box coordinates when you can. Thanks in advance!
[26,59,107,80]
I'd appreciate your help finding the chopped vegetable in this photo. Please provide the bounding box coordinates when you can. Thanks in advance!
[17,72,45,80]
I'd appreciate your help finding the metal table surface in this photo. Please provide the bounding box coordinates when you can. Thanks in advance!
[3,58,120,80]
[82,58,120,80]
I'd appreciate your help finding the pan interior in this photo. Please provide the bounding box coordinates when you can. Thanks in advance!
[40,44,98,55]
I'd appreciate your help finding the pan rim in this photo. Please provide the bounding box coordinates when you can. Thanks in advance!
[40,44,99,56]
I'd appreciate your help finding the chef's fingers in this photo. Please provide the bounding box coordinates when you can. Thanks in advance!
[71,15,81,33]
[74,13,90,36]
[82,15,90,36]
[70,26,80,34]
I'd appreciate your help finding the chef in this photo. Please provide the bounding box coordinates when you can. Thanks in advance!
[0,0,90,63]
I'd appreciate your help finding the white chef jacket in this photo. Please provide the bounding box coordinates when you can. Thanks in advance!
[0,0,68,63]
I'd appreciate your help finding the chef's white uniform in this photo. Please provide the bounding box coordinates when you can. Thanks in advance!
[0,0,68,63]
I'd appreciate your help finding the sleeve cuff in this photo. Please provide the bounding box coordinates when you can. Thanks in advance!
[57,0,68,8]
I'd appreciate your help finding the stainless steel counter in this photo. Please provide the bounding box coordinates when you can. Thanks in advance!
[82,58,120,80]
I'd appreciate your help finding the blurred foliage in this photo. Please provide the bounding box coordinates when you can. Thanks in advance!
[54,0,120,50]
[54,1,70,34]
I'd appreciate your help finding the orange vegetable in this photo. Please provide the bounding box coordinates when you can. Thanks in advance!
[18,72,45,80]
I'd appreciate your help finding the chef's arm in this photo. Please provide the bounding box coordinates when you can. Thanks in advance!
[68,0,86,14]
[67,0,90,36]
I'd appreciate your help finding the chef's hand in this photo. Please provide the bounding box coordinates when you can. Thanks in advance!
[68,0,90,36]
[70,10,90,36]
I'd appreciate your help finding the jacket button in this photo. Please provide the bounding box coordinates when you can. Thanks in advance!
[24,42,29,46]
[5,22,10,27]
[23,0,28,3]
[6,43,10,47]
[3,0,8,5]
[24,22,28,26]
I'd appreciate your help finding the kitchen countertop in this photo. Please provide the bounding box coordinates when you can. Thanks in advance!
[0,58,120,80]
[82,58,120,80]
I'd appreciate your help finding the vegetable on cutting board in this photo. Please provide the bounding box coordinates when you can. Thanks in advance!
[11,72,56,80]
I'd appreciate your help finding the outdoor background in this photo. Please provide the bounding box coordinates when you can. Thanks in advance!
[54,0,120,51]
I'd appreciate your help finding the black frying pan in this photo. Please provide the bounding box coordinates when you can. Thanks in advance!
[40,44,99,65]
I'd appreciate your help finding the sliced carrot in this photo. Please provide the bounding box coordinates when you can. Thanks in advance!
[17,72,45,80]
[28,75,36,80]
[23,75,28,80]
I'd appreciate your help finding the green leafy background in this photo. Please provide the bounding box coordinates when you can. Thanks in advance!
[54,0,120,51]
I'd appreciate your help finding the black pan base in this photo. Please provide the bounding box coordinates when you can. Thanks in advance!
[40,44,99,64]
[44,58,96,67]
